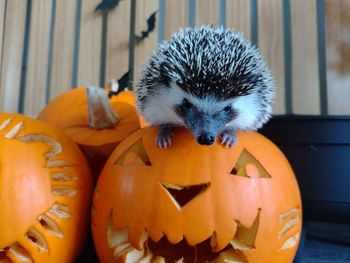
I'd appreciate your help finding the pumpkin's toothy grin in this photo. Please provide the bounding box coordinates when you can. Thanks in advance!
[107,214,247,263]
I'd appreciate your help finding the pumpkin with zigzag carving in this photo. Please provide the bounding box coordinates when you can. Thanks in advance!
[92,127,302,263]
[0,113,93,263]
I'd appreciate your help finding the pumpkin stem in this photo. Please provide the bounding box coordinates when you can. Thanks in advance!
[87,85,119,129]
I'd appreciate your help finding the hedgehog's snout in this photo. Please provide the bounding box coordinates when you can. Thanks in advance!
[197,132,216,146]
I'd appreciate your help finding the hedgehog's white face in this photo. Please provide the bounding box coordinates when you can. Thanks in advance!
[140,81,262,145]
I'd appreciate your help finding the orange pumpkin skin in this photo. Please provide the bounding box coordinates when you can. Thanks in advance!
[38,87,140,181]
[38,87,140,158]
[92,128,302,263]
[0,113,93,263]
[108,90,136,106]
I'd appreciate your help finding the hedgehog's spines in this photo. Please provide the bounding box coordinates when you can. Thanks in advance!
[136,26,275,129]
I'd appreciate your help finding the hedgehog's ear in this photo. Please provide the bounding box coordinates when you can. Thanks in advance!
[160,62,172,87]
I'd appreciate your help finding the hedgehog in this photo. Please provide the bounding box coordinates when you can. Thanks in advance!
[136,26,275,148]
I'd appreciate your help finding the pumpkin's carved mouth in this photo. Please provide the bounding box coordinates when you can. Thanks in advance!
[147,236,245,262]
[106,206,301,262]
[106,210,263,262]
[106,216,247,262]
[161,182,211,209]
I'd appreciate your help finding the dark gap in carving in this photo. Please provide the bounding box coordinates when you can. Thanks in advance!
[230,167,238,175]
[26,234,37,244]
[148,236,244,262]
[162,183,210,208]
[39,218,47,227]
[0,248,9,260]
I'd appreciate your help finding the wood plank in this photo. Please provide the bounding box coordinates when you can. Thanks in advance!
[134,0,158,82]
[49,0,77,100]
[77,0,101,87]
[325,0,350,115]
[258,0,285,114]
[195,0,219,26]
[226,0,251,40]
[24,0,52,117]
[290,0,320,114]
[0,0,26,113]
[164,0,188,40]
[104,0,130,86]
[0,0,5,78]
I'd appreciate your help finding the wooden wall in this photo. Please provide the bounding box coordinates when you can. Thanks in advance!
[0,0,349,117]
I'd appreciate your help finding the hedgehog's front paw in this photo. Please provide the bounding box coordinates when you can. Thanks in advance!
[219,128,237,148]
[156,125,174,149]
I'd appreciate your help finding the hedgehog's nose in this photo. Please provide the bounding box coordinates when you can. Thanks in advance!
[197,133,215,145]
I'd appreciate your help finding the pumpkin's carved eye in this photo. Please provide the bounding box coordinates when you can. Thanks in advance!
[115,139,152,166]
[161,182,211,209]
[230,149,271,178]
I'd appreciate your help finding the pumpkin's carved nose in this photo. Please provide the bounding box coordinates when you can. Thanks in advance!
[161,182,210,209]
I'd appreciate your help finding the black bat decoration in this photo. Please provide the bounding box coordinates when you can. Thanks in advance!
[135,11,157,41]
[108,71,130,98]
[95,0,121,12]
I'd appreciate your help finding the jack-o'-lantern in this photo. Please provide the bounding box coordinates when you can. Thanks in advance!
[92,128,302,263]
[38,86,140,180]
[0,113,93,263]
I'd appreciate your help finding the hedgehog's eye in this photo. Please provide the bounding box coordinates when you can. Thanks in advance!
[181,99,193,110]
[223,105,232,112]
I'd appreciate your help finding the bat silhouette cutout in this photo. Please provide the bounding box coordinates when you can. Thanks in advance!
[135,11,157,41]
[108,71,130,98]
[95,0,121,12]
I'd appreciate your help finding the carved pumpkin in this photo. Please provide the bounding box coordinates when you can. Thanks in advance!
[0,112,93,262]
[92,127,302,263]
[38,86,140,179]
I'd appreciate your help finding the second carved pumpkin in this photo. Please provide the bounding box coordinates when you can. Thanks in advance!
[0,112,93,263]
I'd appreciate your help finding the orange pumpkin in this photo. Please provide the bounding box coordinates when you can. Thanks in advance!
[38,86,140,179]
[92,128,302,263]
[38,86,140,157]
[0,112,93,263]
